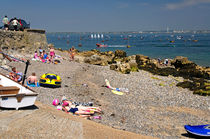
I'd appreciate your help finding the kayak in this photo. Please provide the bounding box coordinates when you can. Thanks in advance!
[184,124,210,138]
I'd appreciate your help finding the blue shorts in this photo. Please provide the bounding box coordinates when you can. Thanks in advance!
[68,108,78,114]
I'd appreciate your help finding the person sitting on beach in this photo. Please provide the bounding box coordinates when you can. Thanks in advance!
[49,47,55,63]
[34,51,39,60]
[164,59,169,66]
[40,50,48,63]
[69,46,75,61]
[9,67,19,82]
[27,72,38,85]
[39,47,43,57]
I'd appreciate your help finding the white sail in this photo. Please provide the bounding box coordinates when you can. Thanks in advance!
[97,34,100,38]
[101,34,104,38]
[91,34,94,38]
[94,34,97,38]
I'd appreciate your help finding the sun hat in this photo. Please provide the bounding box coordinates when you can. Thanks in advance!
[62,101,69,106]
[52,99,59,106]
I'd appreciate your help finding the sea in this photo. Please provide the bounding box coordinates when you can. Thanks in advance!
[46,32,210,67]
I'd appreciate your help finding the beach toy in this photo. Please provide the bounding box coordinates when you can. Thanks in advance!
[52,99,59,106]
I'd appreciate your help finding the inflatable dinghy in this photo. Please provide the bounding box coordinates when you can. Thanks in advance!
[184,124,210,138]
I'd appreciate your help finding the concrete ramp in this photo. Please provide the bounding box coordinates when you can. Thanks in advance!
[0,101,154,139]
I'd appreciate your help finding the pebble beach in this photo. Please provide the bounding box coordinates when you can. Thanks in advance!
[1,50,210,139]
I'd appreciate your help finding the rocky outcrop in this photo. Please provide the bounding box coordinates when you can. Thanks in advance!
[135,55,210,96]
[0,30,48,54]
[171,56,210,79]
[75,49,114,66]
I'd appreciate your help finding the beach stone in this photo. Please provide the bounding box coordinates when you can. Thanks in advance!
[136,54,149,68]
[119,63,131,74]
[110,63,131,74]
[114,50,126,58]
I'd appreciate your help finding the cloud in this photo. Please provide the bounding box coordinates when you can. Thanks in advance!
[166,0,210,10]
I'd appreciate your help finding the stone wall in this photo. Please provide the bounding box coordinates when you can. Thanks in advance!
[0,30,48,54]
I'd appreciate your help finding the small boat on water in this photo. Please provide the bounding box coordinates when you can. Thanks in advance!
[96,43,108,48]
[127,45,131,48]
[0,73,38,110]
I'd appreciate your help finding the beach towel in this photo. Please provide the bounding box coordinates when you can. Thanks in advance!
[27,81,40,87]
[111,90,124,95]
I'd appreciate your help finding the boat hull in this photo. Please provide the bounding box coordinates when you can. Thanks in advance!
[184,125,210,138]
[0,73,38,109]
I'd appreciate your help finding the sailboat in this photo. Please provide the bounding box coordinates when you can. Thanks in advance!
[94,34,97,38]
[91,34,94,39]
[101,34,104,38]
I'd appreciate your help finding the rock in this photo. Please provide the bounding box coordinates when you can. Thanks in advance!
[74,55,85,63]
[194,89,210,96]
[129,62,138,72]
[171,56,210,79]
[110,63,131,74]
[114,50,126,58]
[110,64,117,70]
[136,54,149,68]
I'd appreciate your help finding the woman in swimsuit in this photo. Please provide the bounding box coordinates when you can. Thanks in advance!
[49,47,55,63]
[62,99,101,117]
[69,46,75,61]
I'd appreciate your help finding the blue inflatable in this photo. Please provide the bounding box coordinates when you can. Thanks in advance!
[27,81,40,87]
[184,124,210,138]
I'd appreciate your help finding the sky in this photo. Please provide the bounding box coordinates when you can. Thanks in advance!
[1,0,210,32]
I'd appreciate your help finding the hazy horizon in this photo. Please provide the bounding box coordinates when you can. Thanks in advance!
[1,0,210,32]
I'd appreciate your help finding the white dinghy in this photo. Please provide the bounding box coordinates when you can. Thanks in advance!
[0,73,38,110]
[0,51,38,110]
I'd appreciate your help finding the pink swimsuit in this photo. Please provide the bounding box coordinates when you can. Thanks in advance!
[50,51,55,56]
[34,53,38,59]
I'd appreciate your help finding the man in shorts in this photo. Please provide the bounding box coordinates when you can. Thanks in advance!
[2,15,9,30]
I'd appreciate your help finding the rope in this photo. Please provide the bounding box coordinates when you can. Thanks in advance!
[0,51,27,63]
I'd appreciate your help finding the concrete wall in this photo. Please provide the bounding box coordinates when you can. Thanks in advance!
[0,29,48,54]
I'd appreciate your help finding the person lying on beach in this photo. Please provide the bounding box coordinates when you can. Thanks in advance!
[27,72,38,85]
[62,99,101,118]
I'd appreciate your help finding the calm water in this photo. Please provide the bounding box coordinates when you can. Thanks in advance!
[46,32,210,67]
